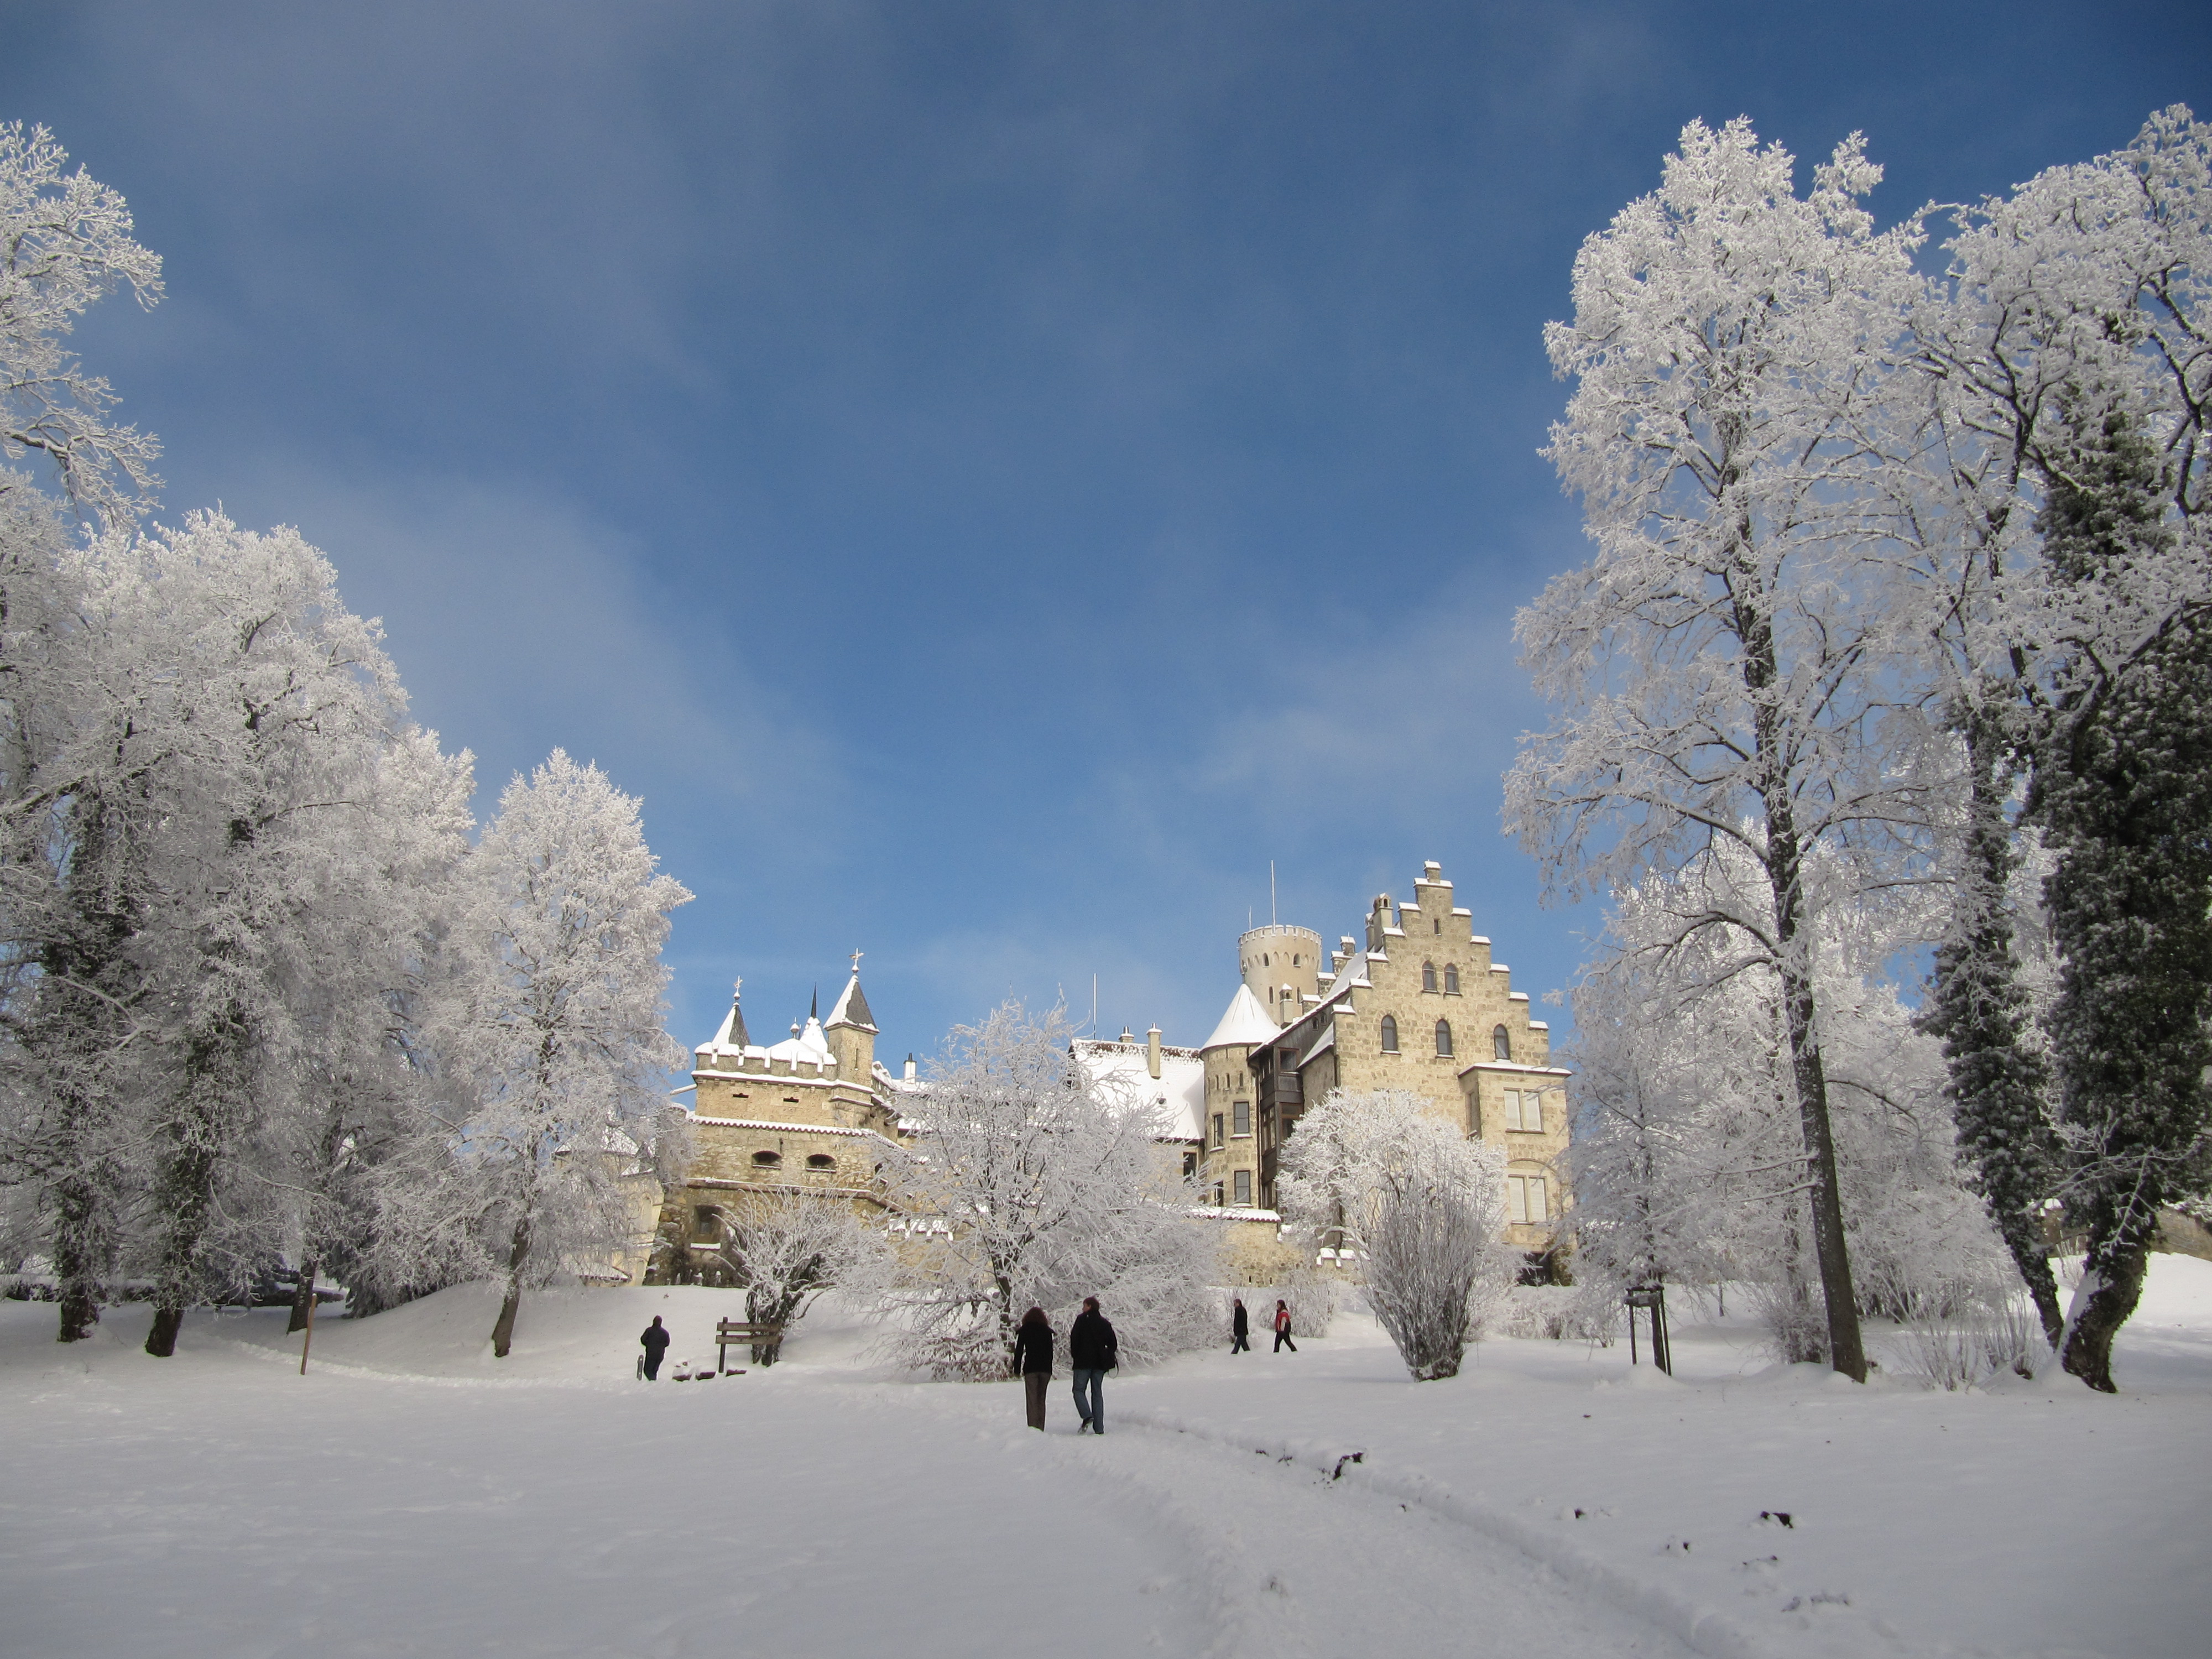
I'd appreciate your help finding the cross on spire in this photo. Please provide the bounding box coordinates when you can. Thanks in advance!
[850,947,864,975]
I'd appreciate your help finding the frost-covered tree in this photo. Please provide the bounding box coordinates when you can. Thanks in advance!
[0,122,162,526]
[1511,119,1939,1381]
[1913,107,2212,1387]
[432,751,690,1358]
[1276,1087,1511,1379]
[889,1001,1216,1379]
[705,1188,890,1365]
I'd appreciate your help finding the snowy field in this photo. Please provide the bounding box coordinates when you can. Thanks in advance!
[3,1262,2208,1659]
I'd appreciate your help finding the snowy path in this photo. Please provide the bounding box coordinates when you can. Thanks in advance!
[1,1300,1686,1659]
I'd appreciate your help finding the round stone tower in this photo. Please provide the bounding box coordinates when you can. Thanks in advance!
[1238,923,1323,1027]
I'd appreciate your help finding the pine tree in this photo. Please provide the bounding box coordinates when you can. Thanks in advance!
[1914,713,2065,1343]
[2030,390,2212,1391]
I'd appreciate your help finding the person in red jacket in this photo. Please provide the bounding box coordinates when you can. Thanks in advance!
[1272,1299,1297,1354]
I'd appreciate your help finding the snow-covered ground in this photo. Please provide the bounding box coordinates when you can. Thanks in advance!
[3,1261,2207,1659]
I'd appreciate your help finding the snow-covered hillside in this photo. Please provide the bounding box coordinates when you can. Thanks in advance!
[4,1261,2207,1658]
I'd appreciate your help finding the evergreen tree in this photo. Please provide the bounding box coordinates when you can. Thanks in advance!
[2030,390,2212,1391]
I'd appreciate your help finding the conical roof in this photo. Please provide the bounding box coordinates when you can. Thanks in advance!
[1201,984,1282,1052]
[827,973,877,1032]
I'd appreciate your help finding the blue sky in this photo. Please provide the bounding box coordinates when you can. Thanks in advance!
[5,2,2205,1066]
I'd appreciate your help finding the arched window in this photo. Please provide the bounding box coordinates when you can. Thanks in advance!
[1379,1015,1400,1054]
[1444,964,1459,994]
[806,1153,835,1171]
[1493,1025,1511,1062]
[752,1149,782,1168]
[1422,961,1437,993]
[1435,1020,1454,1058]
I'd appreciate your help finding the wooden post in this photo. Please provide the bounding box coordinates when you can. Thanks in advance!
[299,1266,318,1376]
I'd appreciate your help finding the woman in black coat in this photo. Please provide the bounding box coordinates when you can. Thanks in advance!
[1230,1298,1250,1354]
[1011,1306,1054,1430]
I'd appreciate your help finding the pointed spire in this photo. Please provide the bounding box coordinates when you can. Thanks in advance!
[810,985,819,1021]
[727,978,749,1049]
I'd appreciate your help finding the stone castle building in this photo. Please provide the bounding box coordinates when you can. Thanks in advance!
[1077,857,1573,1275]
[642,968,914,1281]
[638,858,1567,1285]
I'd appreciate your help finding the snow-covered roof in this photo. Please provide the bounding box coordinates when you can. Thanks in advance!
[1200,984,1281,1052]
[1071,1037,1206,1142]
[826,973,877,1032]
[766,1014,833,1066]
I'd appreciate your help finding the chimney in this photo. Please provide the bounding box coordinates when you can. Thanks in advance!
[1119,1026,1134,1045]
[903,1053,916,1082]
[1146,1026,1162,1079]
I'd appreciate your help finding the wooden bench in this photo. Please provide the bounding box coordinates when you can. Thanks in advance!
[714,1319,786,1376]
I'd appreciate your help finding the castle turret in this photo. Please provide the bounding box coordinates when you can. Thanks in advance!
[824,969,878,1084]
[1238,923,1322,1026]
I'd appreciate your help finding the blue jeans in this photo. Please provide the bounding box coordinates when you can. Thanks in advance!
[1071,1368,1105,1431]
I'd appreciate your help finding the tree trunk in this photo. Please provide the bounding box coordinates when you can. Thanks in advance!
[490,1214,532,1358]
[2060,1239,2148,1393]
[286,1259,319,1335]
[50,1168,108,1343]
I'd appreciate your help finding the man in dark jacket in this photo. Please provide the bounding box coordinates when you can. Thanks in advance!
[1067,1296,1117,1433]
[1230,1298,1250,1354]
[640,1316,671,1381]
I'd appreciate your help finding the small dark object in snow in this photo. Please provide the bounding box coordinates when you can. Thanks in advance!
[1760,1510,1794,1529]
[1330,1452,1364,1480]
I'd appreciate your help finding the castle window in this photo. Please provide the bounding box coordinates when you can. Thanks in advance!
[752,1149,782,1168]
[1493,1025,1511,1062]
[1444,964,1459,994]
[1433,919,1440,935]
[1233,1101,1251,1137]
[1434,1020,1454,1058]
[1422,962,1437,993]
[1211,1113,1225,1149]
[1182,1150,1198,1178]
[806,1154,835,1171]
[693,1206,721,1240]
[1507,1173,1550,1226]
[1379,1015,1400,1054]
[1212,1182,1225,1207]
[1505,1089,1543,1133]
[1233,1170,1252,1206]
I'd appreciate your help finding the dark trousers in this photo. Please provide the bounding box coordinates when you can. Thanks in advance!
[1274,1328,1296,1352]
[1023,1371,1050,1430]
[643,1352,664,1379]
[1071,1367,1105,1431]
[1230,1331,1249,1353]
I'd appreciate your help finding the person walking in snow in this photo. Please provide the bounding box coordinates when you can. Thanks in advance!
[1230,1297,1250,1354]
[1272,1299,1296,1354]
[1012,1306,1055,1431]
[640,1316,671,1380]
[1067,1295,1118,1433]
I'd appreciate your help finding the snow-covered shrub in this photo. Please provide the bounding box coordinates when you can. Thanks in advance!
[1501,1284,1602,1341]
[886,1001,1218,1379]
[1280,1088,1511,1380]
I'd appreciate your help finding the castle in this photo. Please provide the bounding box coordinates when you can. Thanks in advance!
[640,858,1569,1284]
[1072,858,1572,1276]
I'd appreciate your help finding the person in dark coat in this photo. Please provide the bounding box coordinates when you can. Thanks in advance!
[1230,1298,1250,1354]
[1066,1296,1118,1433]
[640,1315,671,1380]
[1272,1299,1297,1354]
[1011,1306,1054,1430]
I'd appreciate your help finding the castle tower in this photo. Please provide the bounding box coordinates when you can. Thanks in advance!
[823,968,878,1088]
[1238,923,1323,1026]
